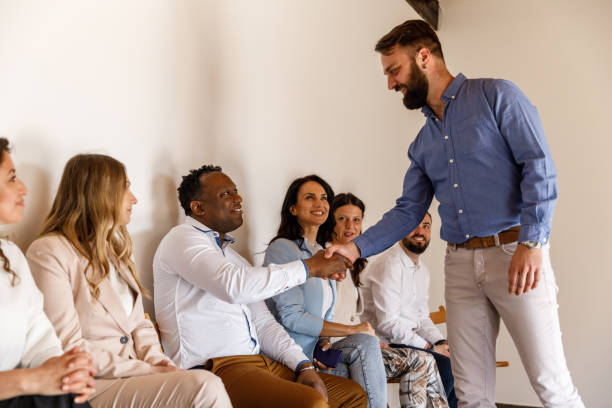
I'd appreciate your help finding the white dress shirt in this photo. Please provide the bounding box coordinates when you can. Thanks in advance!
[361,243,444,348]
[0,239,63,370]
[153,217,310,370]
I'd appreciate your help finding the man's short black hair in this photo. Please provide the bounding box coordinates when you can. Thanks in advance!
[178,164,222,215]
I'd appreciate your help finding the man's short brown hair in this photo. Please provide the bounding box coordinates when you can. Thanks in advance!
[375,19,444,60]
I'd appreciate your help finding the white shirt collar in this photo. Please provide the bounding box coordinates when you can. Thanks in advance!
[185,216,235,246]
[397,242,420,268]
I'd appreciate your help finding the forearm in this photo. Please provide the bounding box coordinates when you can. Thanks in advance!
[354,161,433,258]
[378,320,428,348]
[92,348,153,378]
[517,161,557,243]
[0,369,39,400]
[186,259,307,305]
[417,319,445,344]
[319,320,359,337]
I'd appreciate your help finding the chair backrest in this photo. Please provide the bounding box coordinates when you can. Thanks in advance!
[429,305,447,324]
[428,305,509,368]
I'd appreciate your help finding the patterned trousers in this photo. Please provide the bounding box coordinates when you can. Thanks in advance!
[382,347,448,408]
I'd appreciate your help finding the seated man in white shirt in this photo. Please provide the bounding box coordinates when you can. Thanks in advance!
[361,213,457,408]
[153,165,367,408]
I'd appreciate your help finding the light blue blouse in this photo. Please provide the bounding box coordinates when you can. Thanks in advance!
[264,238,337,359]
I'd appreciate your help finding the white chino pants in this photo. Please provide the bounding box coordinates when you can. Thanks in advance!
[444,242,583,408]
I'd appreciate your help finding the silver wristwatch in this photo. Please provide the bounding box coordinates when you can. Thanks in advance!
[519,240,542,249]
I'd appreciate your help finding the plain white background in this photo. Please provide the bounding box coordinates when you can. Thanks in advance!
[0,1,609,406]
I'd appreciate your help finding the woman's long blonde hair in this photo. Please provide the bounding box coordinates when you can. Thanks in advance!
[39,154,147,298]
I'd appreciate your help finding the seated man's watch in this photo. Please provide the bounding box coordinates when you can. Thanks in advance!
[519,240,542,249]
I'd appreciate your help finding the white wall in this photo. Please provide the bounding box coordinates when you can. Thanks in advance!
[0,0,609,406]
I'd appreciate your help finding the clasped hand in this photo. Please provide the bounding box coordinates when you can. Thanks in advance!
[304,251,352,281]
[35,346,96,404]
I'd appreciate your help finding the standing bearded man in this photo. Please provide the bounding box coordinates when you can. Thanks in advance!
[327,19,583,408]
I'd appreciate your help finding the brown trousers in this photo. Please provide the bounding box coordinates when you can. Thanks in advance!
[206,355,367,408]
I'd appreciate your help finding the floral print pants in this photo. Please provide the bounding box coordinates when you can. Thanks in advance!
[382,347,448,408]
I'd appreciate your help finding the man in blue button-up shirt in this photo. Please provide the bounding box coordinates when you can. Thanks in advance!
[327,20,583,407]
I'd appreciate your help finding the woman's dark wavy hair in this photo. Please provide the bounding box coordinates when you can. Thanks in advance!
[0,138,19,286]
[331,193,367,287]
[269,175,335,248]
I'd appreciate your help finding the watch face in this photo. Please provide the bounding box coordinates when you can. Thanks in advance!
[520,241,542,249]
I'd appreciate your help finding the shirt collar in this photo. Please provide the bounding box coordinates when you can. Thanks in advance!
[397,242,419,268]
[297,237,323,255]
[421,73,467,118]
[186,216,235,245]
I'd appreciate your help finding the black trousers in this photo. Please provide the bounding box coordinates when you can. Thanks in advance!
[390,344,458,408]
[0,395,90,408]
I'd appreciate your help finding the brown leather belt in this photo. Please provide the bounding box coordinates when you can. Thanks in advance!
[449,226,520,249]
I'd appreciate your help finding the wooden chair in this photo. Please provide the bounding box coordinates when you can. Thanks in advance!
[429,306,509,367]
[388,306,508,384]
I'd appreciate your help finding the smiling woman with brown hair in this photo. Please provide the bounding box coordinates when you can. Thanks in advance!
[0,138,96,408]
[26,153,231,408]
[264,175,387,408]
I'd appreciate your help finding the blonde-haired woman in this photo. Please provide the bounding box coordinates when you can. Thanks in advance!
[26,154,231,408]
[0,138,96,408]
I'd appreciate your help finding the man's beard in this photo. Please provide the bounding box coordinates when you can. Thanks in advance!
[401,62,429,110]
[403,236,430,254]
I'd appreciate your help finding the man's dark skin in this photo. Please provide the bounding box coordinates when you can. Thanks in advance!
[187,170,351,401]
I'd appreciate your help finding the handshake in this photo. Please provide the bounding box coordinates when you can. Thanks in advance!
[303,250,353,281]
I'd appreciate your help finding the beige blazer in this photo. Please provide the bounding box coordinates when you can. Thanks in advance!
[26,234,170,385]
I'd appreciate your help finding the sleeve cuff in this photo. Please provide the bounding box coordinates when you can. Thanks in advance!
[430,334,445,345]
[518,224,550,244]
[295,359,311,374]
[352,236,372,259]
[300,260,309,281]
[411,336,429,349]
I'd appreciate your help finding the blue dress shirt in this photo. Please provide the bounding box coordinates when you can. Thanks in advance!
[354,73,557,258]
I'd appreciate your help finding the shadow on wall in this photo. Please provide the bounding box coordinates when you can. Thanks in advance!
[132,173,180,315]
[4,163,52,252]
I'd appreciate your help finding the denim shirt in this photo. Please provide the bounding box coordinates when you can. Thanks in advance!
[354,73,557,257]
[263,238,337,359]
